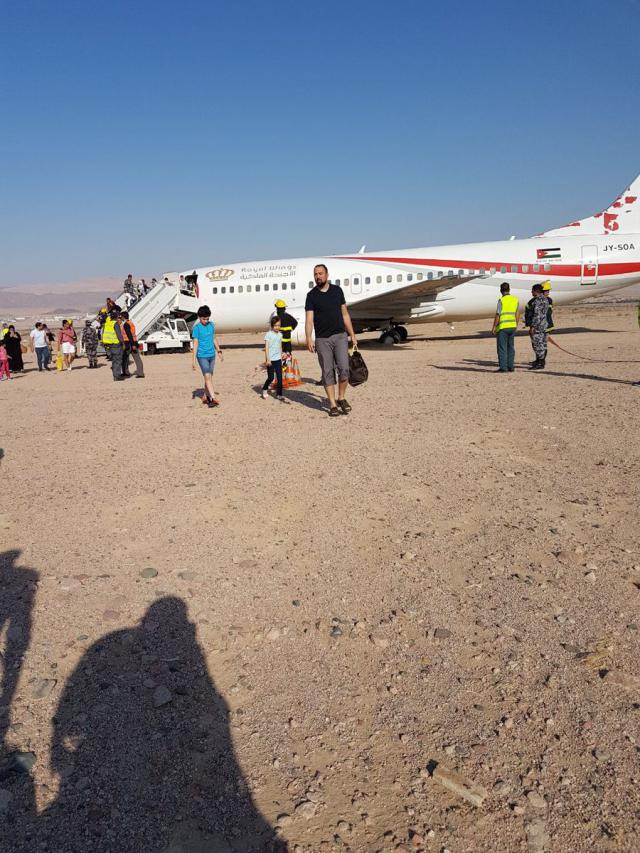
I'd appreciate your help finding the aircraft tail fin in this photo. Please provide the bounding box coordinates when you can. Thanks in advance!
[540,173,640,237]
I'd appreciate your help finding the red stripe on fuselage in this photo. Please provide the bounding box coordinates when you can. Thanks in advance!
[336,256,640,277]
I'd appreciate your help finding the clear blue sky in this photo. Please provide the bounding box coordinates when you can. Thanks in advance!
[1,0,639,287]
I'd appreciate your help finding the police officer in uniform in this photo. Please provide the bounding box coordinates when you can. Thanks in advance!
[101,308,125,380]
[527,284,550,370]
[524,280,554,364]
[491,282,520,372]
[273,300,298,359]
[82,320,99,368]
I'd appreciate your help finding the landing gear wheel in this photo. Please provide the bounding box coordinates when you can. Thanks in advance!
[380,330,401,346]
[394,325,408,341]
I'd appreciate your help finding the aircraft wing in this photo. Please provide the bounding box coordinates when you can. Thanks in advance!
[346,272,475,321]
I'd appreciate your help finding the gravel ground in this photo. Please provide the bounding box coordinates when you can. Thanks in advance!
[1,302,639,853]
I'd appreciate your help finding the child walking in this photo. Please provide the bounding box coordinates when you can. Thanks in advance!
[0,341,11,380]
[262,316,285,400]
[191,304,223,407]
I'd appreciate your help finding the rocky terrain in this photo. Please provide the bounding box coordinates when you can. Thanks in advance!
[1,301,639,852]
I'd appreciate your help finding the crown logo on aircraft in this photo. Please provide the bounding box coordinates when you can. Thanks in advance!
[205,268,235,281]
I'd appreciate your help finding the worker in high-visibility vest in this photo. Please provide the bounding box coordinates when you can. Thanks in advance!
[101,309,125,381]
[273,299,298,359]
[491,282,520,372]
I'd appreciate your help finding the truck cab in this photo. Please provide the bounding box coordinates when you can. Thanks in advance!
[141,316,191,354]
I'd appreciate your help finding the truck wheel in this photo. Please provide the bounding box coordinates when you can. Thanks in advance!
[147,343,156,355]
[182,342,191,353]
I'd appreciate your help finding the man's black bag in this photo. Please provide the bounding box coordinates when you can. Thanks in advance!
[348,348,368,386]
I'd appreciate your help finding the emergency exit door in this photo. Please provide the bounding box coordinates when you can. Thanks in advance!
[580,245,598,285]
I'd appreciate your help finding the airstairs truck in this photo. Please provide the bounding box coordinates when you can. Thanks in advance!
[111,276,199,353]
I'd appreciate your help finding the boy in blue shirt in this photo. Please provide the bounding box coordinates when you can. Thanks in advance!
[191,305,223,407]
[262,316,285,400]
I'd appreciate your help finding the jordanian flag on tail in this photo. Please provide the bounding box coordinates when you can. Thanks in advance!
[537,247,561,259]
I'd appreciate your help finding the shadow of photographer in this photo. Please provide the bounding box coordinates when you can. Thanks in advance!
[3,590,284,852]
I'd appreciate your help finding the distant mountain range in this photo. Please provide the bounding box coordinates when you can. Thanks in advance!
[0,277,125,316]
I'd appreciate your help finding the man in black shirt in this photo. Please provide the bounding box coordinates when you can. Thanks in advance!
[305,263,357,416]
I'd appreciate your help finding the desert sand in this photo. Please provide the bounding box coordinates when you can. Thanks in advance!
[1,301,639,852]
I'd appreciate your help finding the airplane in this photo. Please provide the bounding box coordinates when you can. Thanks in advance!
[170,172,640,344]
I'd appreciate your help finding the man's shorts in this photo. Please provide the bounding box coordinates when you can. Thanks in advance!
[61,342,76,355]
[315,332,350,386]
[197,355,216,375]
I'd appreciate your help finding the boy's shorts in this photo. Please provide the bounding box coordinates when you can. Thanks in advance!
[197,355,216,375]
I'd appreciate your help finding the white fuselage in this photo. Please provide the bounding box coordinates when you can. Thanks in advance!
[177,233,640,338]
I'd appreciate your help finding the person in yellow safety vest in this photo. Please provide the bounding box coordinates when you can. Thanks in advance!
[273,299,298,358]
[101,308,125,381]
[491,282,520,372]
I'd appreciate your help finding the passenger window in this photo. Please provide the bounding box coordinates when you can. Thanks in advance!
[490,267,496,275]
[397,274,402,282]
[376,275,382,283]
[407,274,413,282]
[500,266,507,274]
[229,286,234,293]
[213,287,218,294]
[533,264,540,273]
[273,283,278,291]
[458,269,464,276]
[365,276,371,284]
[511,265,517,273]
[291,283,296,290]
[544,263,551,272]
[522,265,529,273]
[344,278,349,286]
[282,282,287,290]
[437,271,444,278]
[447,270,453,277]
[247,285,252,292]
[353,277,360,285]
[221,287,226,294]
[256,285,261,292]
[308,281,314,288]
[264,283,269,291]
[334,279,340,285]
[479,268,486,275]
[427,272,433,280]
[417,272,423,280]
[386,275,392,283]
[238,286,244,293]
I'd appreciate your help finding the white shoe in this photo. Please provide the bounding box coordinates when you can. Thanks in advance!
[261,389,268,399]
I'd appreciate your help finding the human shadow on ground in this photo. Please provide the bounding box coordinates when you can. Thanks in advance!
[7,596,284,853]
[250,383,326,412]
[0,550,37,752]
[408,326,618,343]
[431,363,637,386]
[462,356,640,369]
[191,388,223,402]
[0,550,38,847]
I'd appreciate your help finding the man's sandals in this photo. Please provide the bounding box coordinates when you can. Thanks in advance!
[328,399,352,417]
